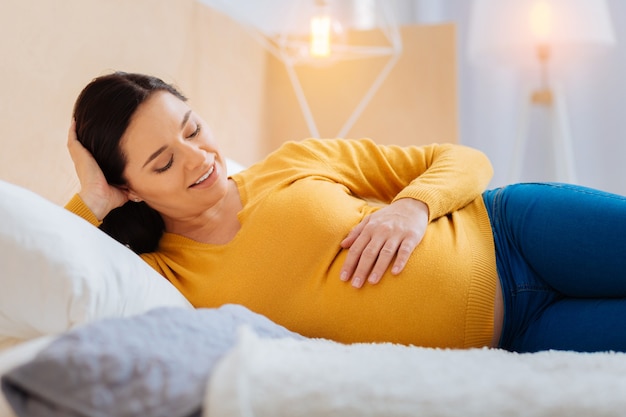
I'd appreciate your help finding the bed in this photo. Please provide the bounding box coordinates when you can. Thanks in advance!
[2,163,626,417]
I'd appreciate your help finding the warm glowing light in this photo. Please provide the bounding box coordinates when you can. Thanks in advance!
[310,14,331,57]
[530,1,552,43]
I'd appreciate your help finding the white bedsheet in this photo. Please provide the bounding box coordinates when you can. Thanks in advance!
[205,326,626,417]
[0,337,54,417]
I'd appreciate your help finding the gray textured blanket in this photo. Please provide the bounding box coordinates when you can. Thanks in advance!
[1,305,302,417]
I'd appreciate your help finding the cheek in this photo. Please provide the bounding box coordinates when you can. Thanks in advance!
[125,171,177,197]
[147,176,183,195]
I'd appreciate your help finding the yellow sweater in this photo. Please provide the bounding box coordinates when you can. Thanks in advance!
[66,138,498,348]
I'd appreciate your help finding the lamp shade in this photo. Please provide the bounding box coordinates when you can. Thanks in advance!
[467,0,616,68]
[198,0,386,36]
[198,0,401,65]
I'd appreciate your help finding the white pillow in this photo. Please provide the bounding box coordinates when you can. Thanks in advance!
[0,180,193,343]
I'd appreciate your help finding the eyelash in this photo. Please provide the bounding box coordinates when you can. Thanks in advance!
[154,123,201,174]
[155,157,173,174]
[188,124,201,139]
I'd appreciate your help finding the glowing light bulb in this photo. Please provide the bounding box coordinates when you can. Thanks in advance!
[310,14,331,57]
[530,1,552,43]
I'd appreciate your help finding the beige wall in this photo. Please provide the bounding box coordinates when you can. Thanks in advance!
[263,24,458,152]
[0,1,457,205]
[0,0,267,204]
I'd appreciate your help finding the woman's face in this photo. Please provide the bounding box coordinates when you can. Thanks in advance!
[120,91,229,224]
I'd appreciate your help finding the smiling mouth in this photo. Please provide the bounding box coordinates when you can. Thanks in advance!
[192,164,215,186]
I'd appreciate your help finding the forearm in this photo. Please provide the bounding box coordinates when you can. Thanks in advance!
[267,138,494,222]
[392,143,493,221]
[64,194,103,227]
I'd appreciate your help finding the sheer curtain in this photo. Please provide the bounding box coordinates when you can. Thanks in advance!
[402,0,626,194]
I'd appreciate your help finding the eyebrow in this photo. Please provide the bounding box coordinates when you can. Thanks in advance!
[181,109,192,130]
[142,110,192,168]
[142,145,168,168]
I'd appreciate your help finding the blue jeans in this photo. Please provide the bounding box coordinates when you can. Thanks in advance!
[483,183,626,353]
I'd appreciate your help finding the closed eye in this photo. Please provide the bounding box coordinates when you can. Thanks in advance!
[187,123,201,139]
[155,155,173,173]
[154,122,200,173]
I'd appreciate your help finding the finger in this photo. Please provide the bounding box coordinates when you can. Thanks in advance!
[367,240,399,284]
[350,237,387,288]
[340,231,371,283]
[340,217,368,248]
[67,121,87,163]
[67,119,77,145]
[390,239,419,275]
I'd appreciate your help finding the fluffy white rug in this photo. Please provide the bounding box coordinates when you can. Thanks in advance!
[205,326,626,417]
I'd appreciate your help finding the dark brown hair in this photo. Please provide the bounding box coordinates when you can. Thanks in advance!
[73,71,187,253]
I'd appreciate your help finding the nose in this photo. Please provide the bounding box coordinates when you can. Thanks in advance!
[180,141,206,170]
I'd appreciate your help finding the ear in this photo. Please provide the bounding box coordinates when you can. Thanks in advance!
[121,187,142,203]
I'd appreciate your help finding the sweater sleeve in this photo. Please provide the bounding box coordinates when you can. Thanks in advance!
[293,138,493,222]
[64,194,103,227]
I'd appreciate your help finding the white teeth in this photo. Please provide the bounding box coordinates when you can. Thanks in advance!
[194,165,214,185]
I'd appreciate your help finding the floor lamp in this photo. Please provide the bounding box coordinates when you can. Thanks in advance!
[467,0,615,184]
[197,0,402,138]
